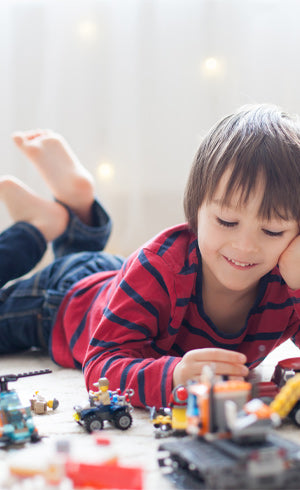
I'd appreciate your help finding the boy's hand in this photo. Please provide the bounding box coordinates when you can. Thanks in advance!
[278,234,300,290]
[172,348,248,387]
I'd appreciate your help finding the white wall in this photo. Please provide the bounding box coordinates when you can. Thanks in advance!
[1,0,300,256]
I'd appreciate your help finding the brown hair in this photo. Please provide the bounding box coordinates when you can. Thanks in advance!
[184,104,300,234]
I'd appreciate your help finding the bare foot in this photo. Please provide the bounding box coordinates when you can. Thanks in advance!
[0,176,69,242]
[12,129,95,225]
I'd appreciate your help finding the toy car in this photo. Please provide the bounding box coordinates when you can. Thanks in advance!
[74,387,134,433]
[74,403,133,432]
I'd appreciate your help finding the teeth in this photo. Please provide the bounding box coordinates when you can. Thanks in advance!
[228,258,253,267]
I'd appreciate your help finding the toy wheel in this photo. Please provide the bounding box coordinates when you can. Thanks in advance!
[291,403,300,427]
[84,414,104,433]
[114,411,132,430]
[30,431,41,443]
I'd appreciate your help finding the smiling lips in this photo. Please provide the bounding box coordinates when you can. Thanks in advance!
[225,256,257,269]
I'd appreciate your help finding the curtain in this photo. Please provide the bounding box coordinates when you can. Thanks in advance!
[1,0,299,255]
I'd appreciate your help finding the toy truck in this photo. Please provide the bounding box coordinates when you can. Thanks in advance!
[258,357,300,401]
[158,369,300,489]
[0,369,52,446]
[74,386,134,432]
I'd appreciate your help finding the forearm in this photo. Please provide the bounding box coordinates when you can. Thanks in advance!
[83,350,181,409]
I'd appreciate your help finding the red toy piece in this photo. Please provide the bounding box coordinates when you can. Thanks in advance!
[258,357,300,401]
[65,459,143,489]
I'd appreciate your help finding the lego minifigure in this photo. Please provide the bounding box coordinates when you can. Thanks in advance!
[89,377,111,406]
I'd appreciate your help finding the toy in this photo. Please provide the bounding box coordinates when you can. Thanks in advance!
[158,367,300,489]
[8,437,144,489]
[30,391,59,415]
[269,373,300,426]
[255,357,300,426]
[150,384,188,437]
[258,357,300,401]
[89,376,111,405]
[0,369,52,447]
[74,378,134,432]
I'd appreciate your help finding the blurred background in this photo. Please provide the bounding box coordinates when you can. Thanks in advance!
[1,0,300,257]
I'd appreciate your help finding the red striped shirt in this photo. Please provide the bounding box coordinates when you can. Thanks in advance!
[50,223,300,408]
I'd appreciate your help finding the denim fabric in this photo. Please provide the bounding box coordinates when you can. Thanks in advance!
[0,222,47,288]
[0,200,124,354]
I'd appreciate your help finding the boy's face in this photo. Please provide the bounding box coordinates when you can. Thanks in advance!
[197,168,299,294]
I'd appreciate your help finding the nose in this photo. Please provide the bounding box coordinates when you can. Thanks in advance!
[231,229,259,254]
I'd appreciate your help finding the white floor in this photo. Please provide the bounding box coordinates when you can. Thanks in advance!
[0,341,300,489]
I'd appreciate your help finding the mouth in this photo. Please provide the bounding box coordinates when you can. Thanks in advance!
[224,256,257,269]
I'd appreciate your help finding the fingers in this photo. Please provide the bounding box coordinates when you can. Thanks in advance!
[173,348,248,387]
[187,360,248,378]
[185,348,247,365]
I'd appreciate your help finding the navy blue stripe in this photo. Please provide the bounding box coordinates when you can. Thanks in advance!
[104,308,151,337]
[100,355,127,376]
[138,250,168,295]
[168,322,182,335]
[157,230,182,257]
[171,343,185,356]
[244,332,282,342]
[161,357,176,406]
[120,359,144,393]
[83,353,125,372]
[267,273,285,284]
[247,356,266,368]
[179,263,198,275]
[150,341,168,355]
[120,280,159,320]
[73,284,94,297]
[254,297,295,314]
[89,338,119,348]
[137,360,153,406]
[74,359,82,370]
[178,320,241,348]
[176,297,190,307]
[69,283,109,349]
[69,311,89,350]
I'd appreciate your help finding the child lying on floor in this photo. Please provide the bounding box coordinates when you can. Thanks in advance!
[0,104,299,408]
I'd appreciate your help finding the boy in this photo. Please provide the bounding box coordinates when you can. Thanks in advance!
[1,104,299,408]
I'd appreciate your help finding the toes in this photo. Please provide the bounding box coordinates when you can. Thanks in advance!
[11,132,24,147]
[12,130,48,146]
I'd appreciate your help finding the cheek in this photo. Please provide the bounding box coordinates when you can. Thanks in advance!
[263,239,290,264]
[197,225,221,257]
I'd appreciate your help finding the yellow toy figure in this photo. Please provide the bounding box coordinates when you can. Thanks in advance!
[168,385,188,431]
[89,377,111,406]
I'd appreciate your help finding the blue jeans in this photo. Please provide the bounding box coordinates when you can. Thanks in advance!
[0,200,124,354]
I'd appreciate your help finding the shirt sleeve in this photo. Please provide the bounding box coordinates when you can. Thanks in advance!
[82,248,182,408]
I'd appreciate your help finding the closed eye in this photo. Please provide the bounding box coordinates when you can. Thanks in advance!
[263,229,284,237]
[217,217,237,228]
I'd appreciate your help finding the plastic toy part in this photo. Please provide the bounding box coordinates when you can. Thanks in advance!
[0,369,52,447]
[158,369,300,489]
[270,373,300,425]
[8,437,144,489]
[30,391,59,415]
[256,357,300,426]
[149,385,188,438]
[74,382,134,432]
[158,433,300,489]
[65,460,143,490]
